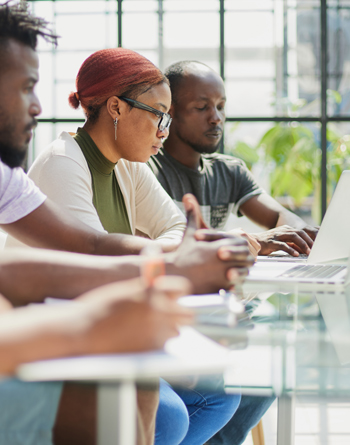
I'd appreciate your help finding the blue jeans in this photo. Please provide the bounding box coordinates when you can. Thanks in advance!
[155,377,241,445]
[207,394,276,445]
[0,378,63,445]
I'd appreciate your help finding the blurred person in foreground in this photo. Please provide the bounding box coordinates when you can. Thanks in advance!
[0,275,192,445]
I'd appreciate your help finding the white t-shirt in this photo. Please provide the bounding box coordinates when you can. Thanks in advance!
[0,160,46,224]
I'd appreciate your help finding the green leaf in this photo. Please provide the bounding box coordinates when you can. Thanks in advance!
[230,141,259,169]
[327,89,342,104]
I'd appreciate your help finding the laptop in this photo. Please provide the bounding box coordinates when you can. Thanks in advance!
[244,257,350,291]
[244,170,350,291]
[257,169,350,265]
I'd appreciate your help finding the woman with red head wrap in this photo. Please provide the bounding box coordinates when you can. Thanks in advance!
[29,48,185,248]
[68,48,167,123]
[27,48,241,445]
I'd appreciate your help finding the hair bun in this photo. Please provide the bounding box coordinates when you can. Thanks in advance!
[68,91,80,109]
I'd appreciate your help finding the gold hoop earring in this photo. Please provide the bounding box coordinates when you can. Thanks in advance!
[114,118,118,141]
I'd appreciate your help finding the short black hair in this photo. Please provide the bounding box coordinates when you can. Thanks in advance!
[0,0,58,52]
[165,60,211,103]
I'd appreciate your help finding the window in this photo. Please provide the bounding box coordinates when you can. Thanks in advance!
[26,0,349,223]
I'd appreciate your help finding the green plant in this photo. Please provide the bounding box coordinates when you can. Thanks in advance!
[227,121,350,224]
[258,123,320,206]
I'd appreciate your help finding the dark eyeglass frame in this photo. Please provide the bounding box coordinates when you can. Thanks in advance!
[118,96,172,132]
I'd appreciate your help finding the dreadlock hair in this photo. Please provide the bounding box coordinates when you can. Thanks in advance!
[165,60,212,104]
[0,0,58,66]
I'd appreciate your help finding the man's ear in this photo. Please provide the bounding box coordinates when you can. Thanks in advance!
[106,96,123,121]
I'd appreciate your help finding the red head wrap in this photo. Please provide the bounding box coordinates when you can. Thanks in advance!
[68,48,167,119]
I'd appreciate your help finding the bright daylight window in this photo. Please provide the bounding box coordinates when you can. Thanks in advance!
[26,0,350,225]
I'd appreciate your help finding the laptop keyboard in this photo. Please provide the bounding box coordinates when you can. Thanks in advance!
[268,253,308,259]
[279,264,346,279]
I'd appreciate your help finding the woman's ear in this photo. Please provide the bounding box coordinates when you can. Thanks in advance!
[106,96,123,121]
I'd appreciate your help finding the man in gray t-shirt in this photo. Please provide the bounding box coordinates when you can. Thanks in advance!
[149,149,263,231]
[148,60,318,257]
[148,60,321,445]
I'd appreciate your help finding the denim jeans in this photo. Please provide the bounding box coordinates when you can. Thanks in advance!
[205,298,277,444]
[0,378,63,445]
[155,377,241,445]
[207,394,276,445]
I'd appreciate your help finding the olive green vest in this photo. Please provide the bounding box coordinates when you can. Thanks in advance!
[74,128,132,235]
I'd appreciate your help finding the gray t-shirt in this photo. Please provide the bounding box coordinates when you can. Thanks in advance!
[148,149,264,230]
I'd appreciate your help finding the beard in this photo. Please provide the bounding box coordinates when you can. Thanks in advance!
[189,140,221,155]
[176,126,222,155]
[0,141,27,168]
[0,116,36,168]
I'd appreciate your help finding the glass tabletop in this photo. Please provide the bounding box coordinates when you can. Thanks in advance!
[192,285,350,398]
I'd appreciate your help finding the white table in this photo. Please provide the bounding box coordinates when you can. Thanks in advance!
[17,327,241,445]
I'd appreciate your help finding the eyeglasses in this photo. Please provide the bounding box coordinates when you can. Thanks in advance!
[118,96,172,132]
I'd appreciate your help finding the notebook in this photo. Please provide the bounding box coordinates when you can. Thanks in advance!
[257,170,350,265]
[178,293,245,327]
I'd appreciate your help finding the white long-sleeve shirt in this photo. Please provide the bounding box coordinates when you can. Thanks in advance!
[7,131,186,249]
